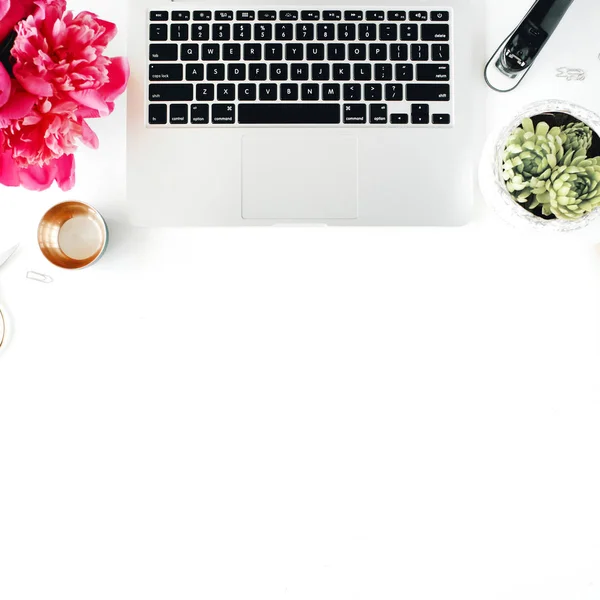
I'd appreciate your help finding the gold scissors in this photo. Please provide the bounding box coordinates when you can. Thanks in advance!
[0,244,19,350]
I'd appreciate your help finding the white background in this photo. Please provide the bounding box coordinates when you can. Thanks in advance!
[1,1,600,599]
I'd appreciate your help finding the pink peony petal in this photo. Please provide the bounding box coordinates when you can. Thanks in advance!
[0,89,37,124]
[0,0,9,20]
[55,153,75,190]
[75,102,115,119]
[0,63,10,108]
[100,57,130,103]
[67,89,109,116]
[0,0,36,42]
[80,119,99,149]
[17,161,57,191]
[0,150,21,187]
[13,70,54,97]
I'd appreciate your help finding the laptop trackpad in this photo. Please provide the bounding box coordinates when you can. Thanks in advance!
[241,134,358,220]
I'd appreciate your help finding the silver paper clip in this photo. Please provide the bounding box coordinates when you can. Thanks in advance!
[556,67,586,81]
[26,271,53,284]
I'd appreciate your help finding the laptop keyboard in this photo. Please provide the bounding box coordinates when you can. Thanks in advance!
[147,7,453,126]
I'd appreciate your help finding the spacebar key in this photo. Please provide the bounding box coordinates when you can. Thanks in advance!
[238,103,340,124]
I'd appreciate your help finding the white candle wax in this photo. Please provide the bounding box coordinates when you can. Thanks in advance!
[58,216,103,260]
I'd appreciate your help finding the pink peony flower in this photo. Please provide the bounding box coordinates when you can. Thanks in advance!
[0,0,64,43]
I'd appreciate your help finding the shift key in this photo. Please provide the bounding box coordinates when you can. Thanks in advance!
[406,84,450,101]
[149,84,194,101]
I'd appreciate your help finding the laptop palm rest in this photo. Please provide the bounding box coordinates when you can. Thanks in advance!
[241,134,359,220]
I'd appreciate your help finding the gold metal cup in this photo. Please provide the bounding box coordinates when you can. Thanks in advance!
[38,201,108,269]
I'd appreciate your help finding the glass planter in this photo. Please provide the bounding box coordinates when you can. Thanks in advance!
[479,100,600,232]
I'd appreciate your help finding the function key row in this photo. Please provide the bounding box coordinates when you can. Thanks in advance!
[150,10,450,22]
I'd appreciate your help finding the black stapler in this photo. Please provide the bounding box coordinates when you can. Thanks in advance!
[485,0,575,92]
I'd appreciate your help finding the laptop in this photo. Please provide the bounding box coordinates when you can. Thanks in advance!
[126,0,483,226]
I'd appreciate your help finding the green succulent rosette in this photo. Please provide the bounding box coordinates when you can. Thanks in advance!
[502,118,566,202]
[562,121,593,155]
[529,150,600,220]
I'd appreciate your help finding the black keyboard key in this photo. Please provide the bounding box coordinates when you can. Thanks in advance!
[366,11,385,21]
[391,113,409,124]
[417,64,450,81]
[353,64,371,80]
[343,83,361,100]
[358,24,376,40]
[385,83,402,100]
[148,103,167,124]
[149,83,193,102]
[323,10,342,21]
[307,44,325,60]
[409,11,428,21]
[296,23,314,40]
[406,84,450,101]
[233,23,251,40]
[185,64,204,81]
[291,64,309,80]
[249,64,267,80]
[333,63,351,80]
[217,83,235,100]
[275,24,293,40]
[238,103,340,124]
[191,24,209,40]
[301,83,319,100]
[212,104,235,124]
[317,24,335,40]
[379,24,397,40]
[301,11,320,20]
[191,104,209,124]
[370,104,387,124]
[280,10,299,20]
[390,43,408,60]
[281,83,299,100]
[223,44,241,61]
[181,44,199,61]
[236,10,255,20]
[411,44,429,61]
[196,84,215,100]
[265,44,283,60]
[370,44,387,60]
[206,64,225,80]
[395,64,414,81]
[171,11,190,21]
[201,45,220,60]
[311,64,330,80]
[365,83,382,100]
[258,11,276,20]
[170,103,188,124]
[149,63,183,81]
[322,83,340,100]
[238,83,257,100]
[259,83,277,100]
[150,11,168,21]
[431,11,450,21]
[244,44,262,60]
[213,24,230,40]
[433,114,451,124]
[150,24,168,41]
[374,64,392,80]
[227,64,246,80]
[412,103,430,124]
[193,11,212,21]
[270,64,288,80]
[343,104,366,124]
[344,11,363,21]
[215,11,233,21]
[400,24,418,40]
[327,44,345,60]
[338,23,356,40]
[348,44,366,61]
[255,23,273,40]
[432,44,450,61]
[170,23,188,41]
[388,11,406,21]
[422,24,450,41]
[286,44,304,61]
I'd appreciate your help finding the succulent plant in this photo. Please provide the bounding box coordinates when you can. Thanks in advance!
[502,118,566,202]
[529,150,600,220]
[562,121,593,155]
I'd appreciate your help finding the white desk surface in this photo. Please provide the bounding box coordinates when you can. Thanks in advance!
[1,1,600,598]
